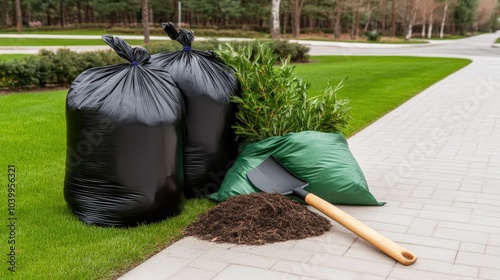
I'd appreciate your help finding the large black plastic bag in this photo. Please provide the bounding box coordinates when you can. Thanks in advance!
[64,35,185,227]
[151,22,240,198]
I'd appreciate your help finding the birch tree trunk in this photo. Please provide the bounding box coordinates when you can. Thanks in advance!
[271,0,281,38]
[428,10,433,38]
[421,13,426,38]
[142,0,150,44]
[404,0,416,40]
[439,1,449,38]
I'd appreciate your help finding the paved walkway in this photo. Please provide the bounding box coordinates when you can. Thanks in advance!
[116,33,500,279]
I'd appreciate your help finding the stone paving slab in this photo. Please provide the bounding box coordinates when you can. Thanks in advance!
[119,39,500,279]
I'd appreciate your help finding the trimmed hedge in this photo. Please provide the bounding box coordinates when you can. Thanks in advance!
[0,49,125,89]
[144,39,309,62]
[0,40,309,90]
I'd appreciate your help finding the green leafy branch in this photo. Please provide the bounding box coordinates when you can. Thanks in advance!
[215,42,351,142]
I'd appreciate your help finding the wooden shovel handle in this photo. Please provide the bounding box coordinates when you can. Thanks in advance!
[305,193,417,266]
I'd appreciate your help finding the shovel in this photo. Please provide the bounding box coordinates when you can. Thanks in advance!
[247,155,417,266]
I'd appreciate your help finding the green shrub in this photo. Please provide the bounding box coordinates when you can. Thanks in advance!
[146,39,309,62]
[0,59,39,89]
[144,41,181,54]
[214,42,350,142]
[93,50,127,66]
[0,49,127,90]
[28,56,55,87]
[0,40,309,90]
[39,49,84,86]
[365,30,381,41]
[269,40,309,62]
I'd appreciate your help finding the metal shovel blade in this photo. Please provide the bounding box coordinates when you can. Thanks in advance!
[246,155,308,195]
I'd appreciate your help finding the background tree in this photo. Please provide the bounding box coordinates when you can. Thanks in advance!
[350,0,361,39]
[391,0,396,36]
[439,0,452,38]
[293,0,306,37]
[1,0,7,26]
[380,0,386,35]
[142,0,150,43]
[0,0,496,40]
[453,0,478,35]
[271,0,281,38]
[334,0,345,39]
[15,0,22,32]
[404,0,417,40]
[219,0,243,26]
[476,0,498,32]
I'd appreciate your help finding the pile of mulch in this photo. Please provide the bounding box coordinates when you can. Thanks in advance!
[184,192,332,245]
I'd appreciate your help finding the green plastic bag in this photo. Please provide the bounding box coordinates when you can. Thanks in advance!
[210,131,384,206]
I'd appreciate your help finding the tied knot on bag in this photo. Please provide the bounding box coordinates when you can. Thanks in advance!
[162,22,194,49]
[102,35,151,66]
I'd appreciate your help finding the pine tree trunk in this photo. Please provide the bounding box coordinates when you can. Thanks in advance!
[351,0,360,39]
[355,2,360,39]
[59,0,64,27]
[76,2,82,24]
[334,0,344,39]
[391,0,396,37]
[293,0,299,37]
[15,0,22,32]
[381,0,386,35]
[0,0,7,26]
[363,0,371,33]
[142,0,150,44]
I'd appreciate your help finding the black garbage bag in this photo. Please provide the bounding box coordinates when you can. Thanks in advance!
[64,35,185,227]
[151,22,240,198]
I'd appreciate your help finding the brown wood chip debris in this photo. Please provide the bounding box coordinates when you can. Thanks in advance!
[184,192,332,245]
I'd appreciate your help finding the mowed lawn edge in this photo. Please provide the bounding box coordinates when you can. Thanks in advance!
[0,55,470,279]
[293,56,471,136]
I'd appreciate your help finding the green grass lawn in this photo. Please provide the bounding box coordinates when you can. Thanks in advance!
[0,38,162,47]
[293,56,471,136]
[0,54,32,61]
[0,55,470,279]
[0,91,215,279]
[496,37,500,43]
[0,29,130,35]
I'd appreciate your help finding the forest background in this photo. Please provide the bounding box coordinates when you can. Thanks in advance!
[1,0,498,42]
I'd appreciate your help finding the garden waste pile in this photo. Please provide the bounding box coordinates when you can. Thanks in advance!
[64,24,239,227]
[185,192,331,245]
[63,23,384,233]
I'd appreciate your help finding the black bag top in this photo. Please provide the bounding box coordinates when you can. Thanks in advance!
[151,22,239,104]
[67,35,183,126]
[162,22,194,50]
[102,34,151,65]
